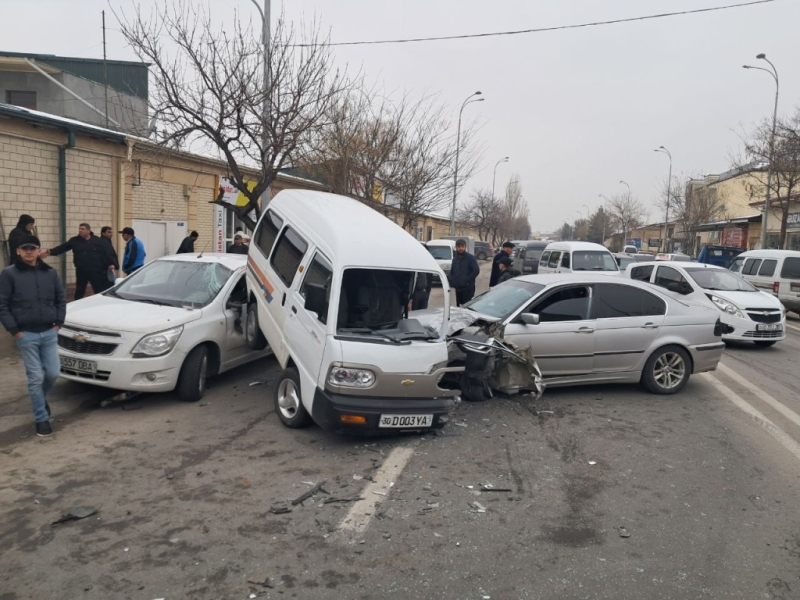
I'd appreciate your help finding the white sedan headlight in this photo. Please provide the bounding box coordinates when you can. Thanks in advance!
[708,295,744,319]
[328,366,376,388]
[132,325,183,358]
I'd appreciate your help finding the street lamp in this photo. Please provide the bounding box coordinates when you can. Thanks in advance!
[654,146,672,253]
[249,0,271,173]
[619,181,631,248]
[491,156,509,201]
[598,194,609,246]
[743,54,780,249]
[450,91,484,235]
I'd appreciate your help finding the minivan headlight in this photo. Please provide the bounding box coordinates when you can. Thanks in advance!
[328,366,376,388]
[708,295,744,318]
[132,325,183,357]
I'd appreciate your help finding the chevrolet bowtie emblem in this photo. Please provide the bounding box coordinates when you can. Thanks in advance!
[73,333,91,342]
[401,379,415,386]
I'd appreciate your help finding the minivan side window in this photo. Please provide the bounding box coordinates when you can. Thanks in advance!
[743,258,762,275]
[540,251,551,266]
[561,252,571,268]
[548,251,561,268]
[254,210,283,258]
[271,227,309,286]
[729,257,744,273]
[630,265,654,282]
[299,253,333,323]
[758,259,777,277]
[781,257,800,279]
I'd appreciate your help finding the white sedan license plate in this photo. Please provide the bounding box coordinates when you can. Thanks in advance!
[379,414,434,428]
[60,356,97,374]
[757,323,782,332]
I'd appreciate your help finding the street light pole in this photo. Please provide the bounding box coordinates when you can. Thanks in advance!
[598,194,609,246]
[450,91,484,235]
[744,54,780,249]
[250,0,271,198]
[655,146,672,253]
[491,156,509,201]
[619,180,631,248]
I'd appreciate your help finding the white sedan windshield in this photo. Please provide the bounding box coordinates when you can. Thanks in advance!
[113,261,233,307]
[685,268,757,292]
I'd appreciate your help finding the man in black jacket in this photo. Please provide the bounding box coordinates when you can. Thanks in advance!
[8,214,36,259]
[177,231,199,254]
[450,239,480,306]
[227,233,249,255]
[496,256,521,283]
[100,226,119,271]
[490,241,515,288]
[0,235,66,437]
[43,223,115,299]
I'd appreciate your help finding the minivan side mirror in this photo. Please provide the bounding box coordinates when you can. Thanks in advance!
[304,283,328,316]
[519,313,540,326]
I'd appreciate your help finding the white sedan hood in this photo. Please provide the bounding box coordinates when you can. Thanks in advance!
[706,289,782,310]
[65,294,204,333]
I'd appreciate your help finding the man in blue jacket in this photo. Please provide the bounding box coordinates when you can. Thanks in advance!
[120,227,146,274]
[0,235,66,437]
[450,239,480,306]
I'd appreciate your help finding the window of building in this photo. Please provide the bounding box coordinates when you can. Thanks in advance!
[6,90,36,110]
[271,227,309,286]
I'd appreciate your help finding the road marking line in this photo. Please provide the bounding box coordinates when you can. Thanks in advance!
[701,373,800,463]
[717,362,800,431]
[334,445,415,539]
[785,323,800,333]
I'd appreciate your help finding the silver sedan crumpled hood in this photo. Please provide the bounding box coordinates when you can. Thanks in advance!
[411,306,499,336]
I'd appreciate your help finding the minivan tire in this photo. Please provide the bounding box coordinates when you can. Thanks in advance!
[177,345,209,402]
[641,345,691,395]
[477,251,487,260]
[274,368,313,428]
[754,340,777,347]
[246,303,268,351]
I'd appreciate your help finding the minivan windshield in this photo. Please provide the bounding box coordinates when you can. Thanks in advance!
[685,268,757,292]
[426,246,452,260]
[463,280,545,320]
[572,251,619,272]
[110,260,233,307]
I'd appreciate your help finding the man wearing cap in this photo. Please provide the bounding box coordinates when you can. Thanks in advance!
[177,230,199,254]
[120,227,146,275]
[449,238,480,306]
[227,233,249,255]
[490,241,516,288]
[43,223,116,299]
[496,256,521,284]
[0,234,66,437]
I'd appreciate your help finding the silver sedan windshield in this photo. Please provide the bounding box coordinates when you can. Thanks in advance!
[464,280,545,320]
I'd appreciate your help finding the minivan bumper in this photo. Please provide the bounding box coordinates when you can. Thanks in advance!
[311,388,456,434]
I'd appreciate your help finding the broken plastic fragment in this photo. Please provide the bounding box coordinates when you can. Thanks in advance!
[588,461,597,465]
[249,381,262,387]
[353,474,364,481]
[51,506,98,526]
[619,526,631,538]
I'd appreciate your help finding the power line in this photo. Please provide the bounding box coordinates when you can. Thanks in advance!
[306,0,777,47]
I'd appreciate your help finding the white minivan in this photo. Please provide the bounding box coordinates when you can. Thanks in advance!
[729,249,800,315]
[538,242,620,275]
[424,239,456,281]
[245,190,461,434]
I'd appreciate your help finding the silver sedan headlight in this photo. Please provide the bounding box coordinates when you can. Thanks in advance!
[708,295,744,319]
[132,325,183,358]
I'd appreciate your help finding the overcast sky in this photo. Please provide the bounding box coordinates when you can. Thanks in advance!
[4,0,799,233]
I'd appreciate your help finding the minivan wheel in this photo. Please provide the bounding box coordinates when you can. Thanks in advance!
[246,303,268,351]
[477,252,487,260]
[274,368,312,428]
[177,345,209,402]
[641,346,691,395]
[754,340,777,347]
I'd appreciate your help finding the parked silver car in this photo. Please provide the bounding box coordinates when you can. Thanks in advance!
[454,274,726,394]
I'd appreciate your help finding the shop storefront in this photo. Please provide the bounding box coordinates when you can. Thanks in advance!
[786,212,800,251]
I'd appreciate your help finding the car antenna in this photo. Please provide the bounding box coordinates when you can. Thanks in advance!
[196,238,212,258]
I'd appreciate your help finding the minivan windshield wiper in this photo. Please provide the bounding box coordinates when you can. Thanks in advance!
[338,327,402,344]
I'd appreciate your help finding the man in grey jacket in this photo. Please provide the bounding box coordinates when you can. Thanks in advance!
[0,235,66,437]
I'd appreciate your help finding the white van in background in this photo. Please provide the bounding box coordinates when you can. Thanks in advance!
[424,239,456,281]
[729,249,800,315]
[538,241,620,275]
[244,190,461,434]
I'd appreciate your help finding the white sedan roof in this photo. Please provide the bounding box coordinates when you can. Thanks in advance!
[153,252,247,271]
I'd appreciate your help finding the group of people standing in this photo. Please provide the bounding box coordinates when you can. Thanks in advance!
[176,229,250,255]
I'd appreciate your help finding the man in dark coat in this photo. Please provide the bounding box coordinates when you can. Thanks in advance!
[177,231,199,254]
[450,239,480,306]
[411,272,431,311]
[43,223,115,300]
[100,226,119,271]
[497,256,521,283]
[227,234,249,255]
[8,214,36,259]
[490,241,515,288]
[0,234,65,437]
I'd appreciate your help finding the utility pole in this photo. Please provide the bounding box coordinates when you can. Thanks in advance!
[102,10,108,129]
[250,0,271,196]
[655,146,672,253]
[450,91,483,235]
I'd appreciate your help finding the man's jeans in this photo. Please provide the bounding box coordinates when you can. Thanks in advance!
[15,330,60,423]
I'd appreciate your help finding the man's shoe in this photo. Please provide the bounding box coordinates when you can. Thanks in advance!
[36,421,52,437]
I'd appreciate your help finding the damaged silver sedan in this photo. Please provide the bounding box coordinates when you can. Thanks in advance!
[415,274,726,399]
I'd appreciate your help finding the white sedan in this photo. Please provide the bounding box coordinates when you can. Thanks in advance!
[57,254,268,401]
[625,261,786,346]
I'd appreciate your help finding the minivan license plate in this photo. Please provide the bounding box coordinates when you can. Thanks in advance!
[757,324,782,332]
[379,414,434,428]
[60,356,97,374]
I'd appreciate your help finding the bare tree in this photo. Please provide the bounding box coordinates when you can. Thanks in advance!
[458,189,501,241]
[606,192,648,250]
[117,1,348,229]
[670,177,729,255]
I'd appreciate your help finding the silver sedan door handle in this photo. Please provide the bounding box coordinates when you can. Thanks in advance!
[574,327,593,334]
[642,322,659,329]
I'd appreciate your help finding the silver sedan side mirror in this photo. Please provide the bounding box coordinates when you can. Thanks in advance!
[519,313,540,326]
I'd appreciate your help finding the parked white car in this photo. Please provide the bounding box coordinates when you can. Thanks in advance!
[625,261,786,346]
[539,242,620,275]
[58,254,267,401]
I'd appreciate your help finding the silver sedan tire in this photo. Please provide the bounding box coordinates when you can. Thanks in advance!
[641,346,691,395]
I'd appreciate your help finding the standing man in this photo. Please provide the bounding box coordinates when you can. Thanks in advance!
[177,231,199,254]
[99,226,119,272]
[44,223,115,299]
[410,272,431,311]
[490,241,515,288]
[120,227,146,275]
[0,234,66,437]
[8,214,36,259]
[450,239,480,306]
[227,233,249,255]
[497,256,521,283]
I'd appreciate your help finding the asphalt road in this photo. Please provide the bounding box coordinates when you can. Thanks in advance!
[2,263,800,600]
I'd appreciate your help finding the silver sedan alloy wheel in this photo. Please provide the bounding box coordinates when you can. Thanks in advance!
[652,351,686,390]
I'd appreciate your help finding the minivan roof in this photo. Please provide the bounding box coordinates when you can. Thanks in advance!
[737,249,800,258]
[544,241,610,252]
[427,239,457,247]
[269,190,441,271]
